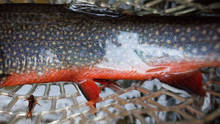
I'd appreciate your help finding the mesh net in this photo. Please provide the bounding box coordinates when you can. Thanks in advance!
[0,0,219,124]
[1,0,220,16]
[0,68,219,124]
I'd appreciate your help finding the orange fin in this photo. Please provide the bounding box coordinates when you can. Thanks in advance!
[158,70,206,96]
[78,80,101,108]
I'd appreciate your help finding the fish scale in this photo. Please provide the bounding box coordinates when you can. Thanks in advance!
[0,4,220,107]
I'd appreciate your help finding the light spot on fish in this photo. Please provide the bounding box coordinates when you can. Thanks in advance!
[186,28,191,33]
[175,29,180,33]
[179,47,184,51]
[42,35,45,40]
[95,36,99,40]
[166,40,171,44]
[68,50,72,54]
[67,57,71,60]
[80,33,84,37]
[202,30,207,35]
[180,37,185,42]
[213,35,218,40]
[192,49,197,53]
[62,51,66,55]
[155,31,159,35]
[201,46,207,52]
[190,36,196,42]
[217,28,220,33]
[19,34,22,39]
[13,51,17,55]
[215,43,220,49]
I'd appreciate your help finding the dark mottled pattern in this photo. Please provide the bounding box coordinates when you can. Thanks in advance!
[0,4,220,76]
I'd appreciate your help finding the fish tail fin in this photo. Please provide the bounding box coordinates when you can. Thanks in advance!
[159,70,206,96]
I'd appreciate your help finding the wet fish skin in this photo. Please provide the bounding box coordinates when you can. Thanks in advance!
[0,4,220,103]
[0,4,219,76]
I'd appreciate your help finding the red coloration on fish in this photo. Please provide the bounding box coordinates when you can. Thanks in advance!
[1,4,220,108]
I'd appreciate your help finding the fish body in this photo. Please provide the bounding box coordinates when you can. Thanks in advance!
[25,95,38,120]
[0,4,220,104]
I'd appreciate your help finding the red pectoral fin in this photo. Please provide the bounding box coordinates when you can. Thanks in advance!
[78,80,101,107]
[158,70,206,96]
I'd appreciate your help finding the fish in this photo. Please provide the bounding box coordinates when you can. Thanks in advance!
[0,4,220,107]
[25,95,39,120]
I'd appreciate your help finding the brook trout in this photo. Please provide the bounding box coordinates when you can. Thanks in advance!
[0,4,220,106]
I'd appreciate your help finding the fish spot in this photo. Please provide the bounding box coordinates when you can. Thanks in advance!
[80,33,84,37]
[201,46,207,52]
[19,34,23,39]
[62,51,66,54]
[215,43,220,49]
[67,56,71,61]
[13,51,17,55]
[91,60,95,64]
[144,42,148,46]
[12,62,16,67]
[26,47,30,51]
[186,28,191,33]
[16,70,20,74]
[202,30,207,35]
[213,35,218,40]
[13,36,16,40]
[217,28,220,33]
[8,30,12,34]
[166,40,171,44]
[95,36,99,40]
[180,37,185,42]
[192,49,197,53]
[190,36,196,42]
[175,29,180,33]
[34,43,38,46]
[42,35,45,40]
[155,31,159,35]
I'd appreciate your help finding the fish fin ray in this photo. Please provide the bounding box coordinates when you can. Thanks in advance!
[158,70,206,96]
